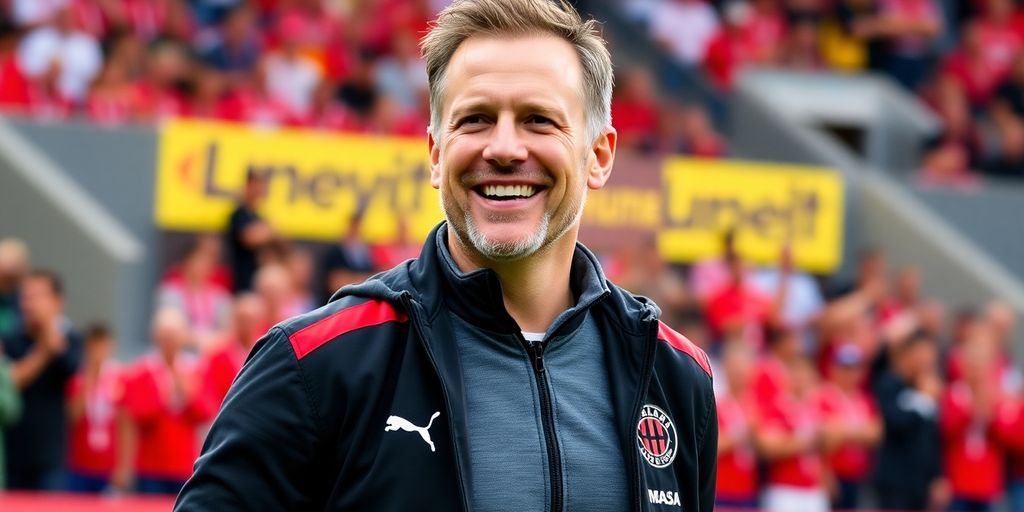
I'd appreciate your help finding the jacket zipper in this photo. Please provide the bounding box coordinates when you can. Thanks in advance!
[521,334,564,512]
[628,320,659,512]
[402,294,473,512]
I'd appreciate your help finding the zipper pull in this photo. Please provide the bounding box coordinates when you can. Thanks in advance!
[532,341,545,373]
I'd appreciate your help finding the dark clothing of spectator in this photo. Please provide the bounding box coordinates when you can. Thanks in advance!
[202,40,261,74]
[319,241,375,302]
[2,327,83,490]
[227,205,262,293]
[994,80,1024,119]
[871,370,942,510]
[337,82,377,118]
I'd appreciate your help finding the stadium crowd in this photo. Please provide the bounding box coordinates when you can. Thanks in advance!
[0,170,1022,511]
[628,0,1024,183]
[0,0,727,158]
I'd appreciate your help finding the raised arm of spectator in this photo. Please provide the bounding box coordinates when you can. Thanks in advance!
[241,219,276,249]
[66,374,86,425]
[111,407,138,492]
[11,319,73,389]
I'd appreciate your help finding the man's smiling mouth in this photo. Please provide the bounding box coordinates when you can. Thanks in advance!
[474,184,543,201]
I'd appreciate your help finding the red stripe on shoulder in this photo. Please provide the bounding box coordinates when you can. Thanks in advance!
[289,300,408,360]
[657,320,713,378]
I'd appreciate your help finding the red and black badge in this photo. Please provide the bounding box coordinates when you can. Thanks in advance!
[637,404,677,468]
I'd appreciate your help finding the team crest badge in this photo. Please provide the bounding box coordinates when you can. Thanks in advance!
[637,404,677,468]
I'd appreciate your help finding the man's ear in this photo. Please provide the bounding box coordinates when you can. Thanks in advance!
[587,127,616,190]
[428,130,442,189]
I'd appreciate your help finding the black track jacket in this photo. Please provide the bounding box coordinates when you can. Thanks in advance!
[174,223,717,512]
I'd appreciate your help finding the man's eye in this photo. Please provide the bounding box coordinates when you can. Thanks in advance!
[459,115,486,126]
[527,115,554,125]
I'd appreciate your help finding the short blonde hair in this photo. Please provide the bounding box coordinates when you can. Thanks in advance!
[420,0,613,144]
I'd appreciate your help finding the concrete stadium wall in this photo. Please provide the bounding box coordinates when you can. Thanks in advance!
[0,118,146,355]
[0,118,154,357]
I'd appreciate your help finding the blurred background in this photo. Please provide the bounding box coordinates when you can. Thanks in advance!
[0,0,1021,510]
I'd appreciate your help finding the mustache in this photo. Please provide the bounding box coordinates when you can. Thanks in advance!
[459,164,553,186]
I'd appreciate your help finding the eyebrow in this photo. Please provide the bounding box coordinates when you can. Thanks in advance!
[449,99,570,123]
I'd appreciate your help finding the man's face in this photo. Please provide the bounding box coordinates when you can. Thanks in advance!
[20,277,61,328]
[429,34,615,262]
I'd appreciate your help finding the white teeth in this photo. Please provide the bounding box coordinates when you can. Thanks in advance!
[482,185,536,198]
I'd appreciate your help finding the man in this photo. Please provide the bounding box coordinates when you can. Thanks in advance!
[3,270,83,490]
[226,169,276,293]
[175,1,717,511]
[119,308,211,495]
[872,330,947,511]
[66,324,123,492]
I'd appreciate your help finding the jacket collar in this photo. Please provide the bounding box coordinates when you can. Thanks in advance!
[413,222,611,336]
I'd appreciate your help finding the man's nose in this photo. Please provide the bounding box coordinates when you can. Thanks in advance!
[482,115,528,168]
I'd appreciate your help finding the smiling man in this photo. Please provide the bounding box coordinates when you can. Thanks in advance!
[174,1,716,511]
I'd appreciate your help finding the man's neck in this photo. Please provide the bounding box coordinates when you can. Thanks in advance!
[447,230,577,334]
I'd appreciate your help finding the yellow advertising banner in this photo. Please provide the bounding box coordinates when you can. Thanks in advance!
[154,120,844,272]
[154,119,441,242]
[658,158,844,273]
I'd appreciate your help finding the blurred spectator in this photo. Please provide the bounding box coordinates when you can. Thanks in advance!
[156,234,232,351]
[940,23,1003,111]
[753,326,805,412]
[284,246,316,314]
[65,323,122,493]
[10,0,67,28]
[118,308,211,495]
[755,357,828,512]
[715,341,760,509]
[872,330,946,510]
[86,30,145,126]
[691,229,744,304]
[337,49,379,128]
[878,265,923,324]
[818,344,882,509]
[611,67,660,153]
[704,250,774,348]
[253,263,303,325]
[134,37,190,121]
[988,52,1024,178]
[941,331,1014,511]
[678,103,727,156]
[703,1,757,91]
[190,0,242,27]
[369,217,424,271]
[970,0,1021,79]
[0,238,30,339]
[0,21,33,113]
[374,31,427,114]
[226,169,276,293]
[3,270,83,490]
[751,243,825,334]
[0,343,22,490]
[321,214,376,301]
[199,2,261,81]
[777,15,826,70]
[200,293,266,410]
[649,0,720,67]
[261,12,323,120]
[1004,392,1024,512]
[918,136,980,186]
[871,0,942,90]
[16,7,103,105]
[820,0,879,72]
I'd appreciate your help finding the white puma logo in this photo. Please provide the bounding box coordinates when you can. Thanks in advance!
[384,411,441,452]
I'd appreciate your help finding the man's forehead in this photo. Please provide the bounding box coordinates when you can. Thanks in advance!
[443,34,584,111]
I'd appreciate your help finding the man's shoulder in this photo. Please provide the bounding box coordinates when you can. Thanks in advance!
[653,320,713,381]
[273,295,410,362]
